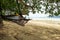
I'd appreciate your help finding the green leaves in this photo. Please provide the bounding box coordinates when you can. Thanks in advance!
[0,0,60,16]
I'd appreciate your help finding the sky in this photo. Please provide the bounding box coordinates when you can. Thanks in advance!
[28,12,49,19]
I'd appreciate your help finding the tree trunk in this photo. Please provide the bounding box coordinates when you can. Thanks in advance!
[11,0,30,26]
[16,0,23,18]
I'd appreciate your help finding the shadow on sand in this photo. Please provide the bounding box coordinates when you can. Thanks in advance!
[11,19,31,26]
[1,15,31,26]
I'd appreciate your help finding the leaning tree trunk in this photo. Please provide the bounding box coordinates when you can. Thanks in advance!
[12,0,30,26]
[16,0,23,18]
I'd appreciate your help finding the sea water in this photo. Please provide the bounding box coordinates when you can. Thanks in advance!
[28,16,60,21]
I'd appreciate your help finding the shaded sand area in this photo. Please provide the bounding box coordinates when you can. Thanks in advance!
[0,20,60,40]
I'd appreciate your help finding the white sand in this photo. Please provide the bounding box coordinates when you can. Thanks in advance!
[26,20,60,30]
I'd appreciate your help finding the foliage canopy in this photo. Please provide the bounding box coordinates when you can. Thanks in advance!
[0,0,60,16]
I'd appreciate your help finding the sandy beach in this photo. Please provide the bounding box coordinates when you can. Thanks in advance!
[26,20,60,30]
[0,20,60,40]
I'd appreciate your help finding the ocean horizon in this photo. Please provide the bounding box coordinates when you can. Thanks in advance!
[27,16,60,21]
